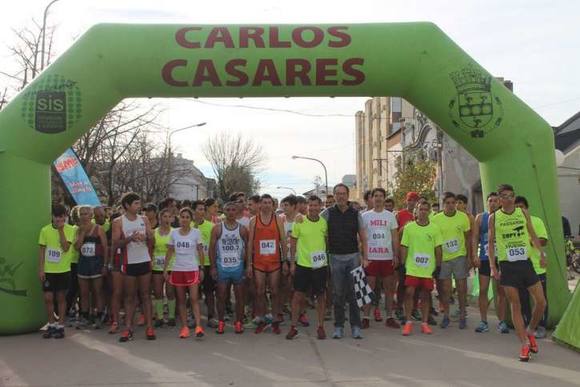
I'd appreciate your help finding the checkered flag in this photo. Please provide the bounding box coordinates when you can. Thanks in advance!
[351,265,374,308]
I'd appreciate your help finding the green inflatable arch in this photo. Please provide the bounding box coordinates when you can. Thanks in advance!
[0,23,575,341]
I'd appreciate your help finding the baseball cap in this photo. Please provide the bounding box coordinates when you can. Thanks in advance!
[406,192,419,201]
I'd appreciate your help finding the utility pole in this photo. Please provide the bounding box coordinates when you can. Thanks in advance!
[41,0,60,71]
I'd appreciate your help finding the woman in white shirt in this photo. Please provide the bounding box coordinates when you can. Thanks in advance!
[163,208,205,339]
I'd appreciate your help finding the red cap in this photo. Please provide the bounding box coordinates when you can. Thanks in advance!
[406,192,419,201]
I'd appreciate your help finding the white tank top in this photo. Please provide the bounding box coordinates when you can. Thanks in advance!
[170,228,201,272]
[362,209,398,260]
[121,215,150,264]
[217,223,245,269]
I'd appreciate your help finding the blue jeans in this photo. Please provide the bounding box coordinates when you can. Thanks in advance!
[330,253,362,329]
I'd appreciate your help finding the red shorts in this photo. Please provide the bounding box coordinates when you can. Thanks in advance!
[253,258,281,273]
[404,275,434,291]
[170,270,201,287]
[365,260,395,277]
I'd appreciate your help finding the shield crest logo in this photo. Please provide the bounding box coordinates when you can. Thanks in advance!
[448,65,503,138]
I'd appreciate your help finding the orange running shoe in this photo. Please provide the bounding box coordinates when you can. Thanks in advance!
[119,329,133,343]
[109,321,119,334]
[528,334,539,354]
[146,327,156,340]
[216,320,225,334]
[195,326,205,338]
[402,321,413,336]
[421,323,433,335]
[519,344,531,362]
[179,326,190,339]
[234,320,244,334]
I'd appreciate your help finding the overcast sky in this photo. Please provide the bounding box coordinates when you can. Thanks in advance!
[1,0,579,197]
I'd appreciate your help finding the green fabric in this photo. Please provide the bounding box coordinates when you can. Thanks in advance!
[432,211,470,261]
[0,22,570,334]
[291,216,328,268]
[38,224,76,273]
[401,221,443,278]
[153,228,173,271]
[553,283,580,351]
[194,220,214,266]
[167,299,176,319]
[153,299,164,320]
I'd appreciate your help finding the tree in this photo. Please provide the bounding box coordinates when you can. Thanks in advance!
[202,133,265,201]
[391,150,437,207]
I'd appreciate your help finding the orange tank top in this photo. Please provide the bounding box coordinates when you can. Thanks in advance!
[253,213,281,263]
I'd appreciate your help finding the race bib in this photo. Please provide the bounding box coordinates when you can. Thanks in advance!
[259,240,276,255]
[506,246,528,262]
[310,251,327,269]
[80,242,96,257]
[222,255,240,268]
[444,239,460,254]
[46,248,62,263]
[155,255,165,267]
[414,253,431,267]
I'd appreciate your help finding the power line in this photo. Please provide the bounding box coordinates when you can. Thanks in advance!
[185,99,353,117]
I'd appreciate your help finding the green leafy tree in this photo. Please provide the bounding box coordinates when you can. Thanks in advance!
[391,151,437,208]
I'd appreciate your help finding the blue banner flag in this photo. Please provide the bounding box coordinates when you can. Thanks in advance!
[53,148,100,206]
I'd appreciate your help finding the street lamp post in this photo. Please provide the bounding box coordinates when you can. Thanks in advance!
[292,155,328,197]
[41,0,60,71]
[167,122,207,198]
[276,186,297,195]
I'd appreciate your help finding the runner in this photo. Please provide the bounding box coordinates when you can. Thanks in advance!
[93,206,110,234]
[111,192,156,342]
[394,192,419,322]
[39,204,77,339]
[163,207,206,338]
[152,208,176,327]
[205,198,221,224]
[209,201,248,334]
[472,192,509,333]
[456,194,475,229]
[192,200,218,328]
[248,194,261,217]
[324,194,335,209]
[515,196,549,339]
[296,195,307,215]
[107,211,124,334]
[432,192,471,329]
[363,190,374,211]
[75,206,108,329]
[400,200,443,336]
[280,195,301,325]
[489,184,547,361]
[286,195,329,340]
[361,188,400,329]
[246,194,287,334]
[144,203,159,229]
[231,192,251,228]
[385,198,395,213]
[159,197,179,227]
[65,206,80,325]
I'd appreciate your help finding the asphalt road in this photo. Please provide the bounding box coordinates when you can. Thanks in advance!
[1,306,579,387]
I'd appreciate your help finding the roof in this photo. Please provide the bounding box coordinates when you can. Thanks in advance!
[554,111,580,153]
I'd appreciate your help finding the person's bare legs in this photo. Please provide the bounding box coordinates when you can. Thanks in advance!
[363,276,377,319]
[291,291,305,326]
[78,278,90,317]
[404,286,416,321]
[268,270,282,319]
[254,270,267,320]
[216,282,228,322]
[137,273,153,329]
[504,287,527,344]
[478,274,491,322]
[495,280,507,322]
[384,274,397,318]
[189,285,202,328]
[316,293,326,327]
[457,278,468,319]
[123,276,137,330]
[176,287,187,328]
[44,291,56,324]
[111,272,123,326]
[441,279,452,318]
[233,283,244,323]
[527,282,547,333]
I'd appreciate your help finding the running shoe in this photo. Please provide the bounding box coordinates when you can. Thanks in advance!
[519,344,531,362]
[317,326,326,340]
[298,313,310,327]
[234,320,244,334]
[475,321,489,333]
[528,334,539,353]
[272,321,281,335]
[374,307,383,322]
[195,326,205,338]
[42,325,55,339]
[420,322,433,335]
[216,320,225,334]
[535,326,547,339]
[352,326,363,339]
[179,326,190,339]
[332,326,344,339]
[137,314,145,326]
[53,326,65,339]
[286,326,298,340]
[440,316,450,329]
[402,321,413,336]
[497,320,509,334]
[411,309,422,321]
[385,317,401,329]
[361,318,370,329]
[146,327,156,340]
[109,321,119,334]
[254,321,267,334]
[459,318,467,330]
[119,329,134,342]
